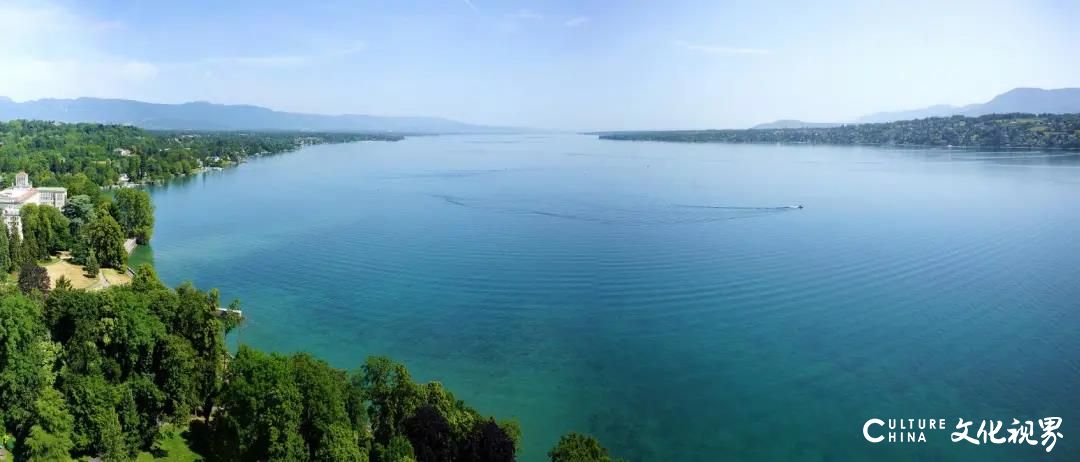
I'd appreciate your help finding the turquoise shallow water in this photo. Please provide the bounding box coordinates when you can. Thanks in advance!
[143,135,1080,461]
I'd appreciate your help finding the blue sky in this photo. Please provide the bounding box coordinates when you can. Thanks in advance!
[1,0,1078,130]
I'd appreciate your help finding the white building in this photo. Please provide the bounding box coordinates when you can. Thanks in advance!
[0,172,68,237]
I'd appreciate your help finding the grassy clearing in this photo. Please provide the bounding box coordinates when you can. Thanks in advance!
[41,252,131,289]
[102,267,132,286]
[135,424,203,462]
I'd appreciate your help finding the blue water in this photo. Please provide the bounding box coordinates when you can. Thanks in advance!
[140,135,1080,461]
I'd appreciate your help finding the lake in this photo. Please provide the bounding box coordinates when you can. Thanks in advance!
[138,134,1080,461]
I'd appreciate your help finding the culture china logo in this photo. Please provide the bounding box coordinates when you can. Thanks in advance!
[863,417,1064,453]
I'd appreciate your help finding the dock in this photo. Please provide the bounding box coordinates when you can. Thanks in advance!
[214,307,244,318]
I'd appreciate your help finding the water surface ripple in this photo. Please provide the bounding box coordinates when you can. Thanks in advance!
[140,135,1080,461]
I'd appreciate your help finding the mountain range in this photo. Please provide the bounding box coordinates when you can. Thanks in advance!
[4,87,1079,133]
[753,87,1080,129]
[750,120,842,129]
[857,87,1080,122]
[0,97,512,134]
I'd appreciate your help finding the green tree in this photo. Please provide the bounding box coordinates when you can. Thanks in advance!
[210,346,305,462]
[20,220,45,262]
[291,353,363,462]
[0,294,52,438]
[0,225,9,274]
[403,405,453,462]
[548,433,619,462]
[153,335,199,421]
[459,420,516,462]
[315,423,368,462]
[416,381,481,441]
[498,420,522,455]
[54,276,73,291]
[99,302,166,383]
[84,214,126,269]
[62,374,130,460]
[62,194,97,238]
[355,356,421,444]
[61,174,103,202]
[84,251,99,278]
[8,229,30,270]
[18,263,50,295]
[19,204,71,260]
[41,279,233,458]
[131,264,165,292]
[70,236,90,266]
[112,189,154,244]
[163,284,230,420]
[23,387,76,461]
[373,435,415,462]
[120,375,166,451]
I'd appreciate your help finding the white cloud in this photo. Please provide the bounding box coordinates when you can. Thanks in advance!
[461,0,478,13]
[0,2,159,100]
[673,40,770,55]
[0,2,369,102]
[564,16,589,27]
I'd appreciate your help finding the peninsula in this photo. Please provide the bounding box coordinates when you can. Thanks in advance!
[598,113,1080,149]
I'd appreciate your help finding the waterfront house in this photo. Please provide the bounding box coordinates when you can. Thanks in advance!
[0,172,68,237]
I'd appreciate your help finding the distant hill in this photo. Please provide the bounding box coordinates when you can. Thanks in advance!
[858,88,1080,123]
[599,113,1080,149]
[854,104,958,124]
[0,97,516,134]
[752,119,842,129]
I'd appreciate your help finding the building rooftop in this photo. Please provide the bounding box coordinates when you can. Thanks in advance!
[0,188,36,203]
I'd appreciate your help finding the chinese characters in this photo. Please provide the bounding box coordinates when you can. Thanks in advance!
[950,417,1063,453]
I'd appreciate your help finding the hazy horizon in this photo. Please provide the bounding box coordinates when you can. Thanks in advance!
[2,0,1079,131]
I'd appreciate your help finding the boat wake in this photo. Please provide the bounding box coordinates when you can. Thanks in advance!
[429,194,804,225]
[429,194,470,207]
[673,204,804,210]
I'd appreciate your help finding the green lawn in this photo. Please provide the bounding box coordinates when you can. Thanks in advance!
[135,424,202,462]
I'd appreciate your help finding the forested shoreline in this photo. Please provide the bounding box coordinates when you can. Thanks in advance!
[0,121,620,461]
[1,270,621,462]
[597,113,1080,148]
[0,120,403,189]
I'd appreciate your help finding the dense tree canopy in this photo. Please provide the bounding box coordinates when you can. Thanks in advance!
[112,188,155,244]
[83,213,127,269]
[599,113,1080,148]
[548,433,621,462]
[0,293,54,437]
[19,204,71,260]
[20,267,232,460]
[7,230,29,270]
[62,194,98,238]
[211,347,307,461]
[458,419,517,462]
[0,228,9,273]
[1,273,619,462]
[405,404,454,462]
[0,120,401,188]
